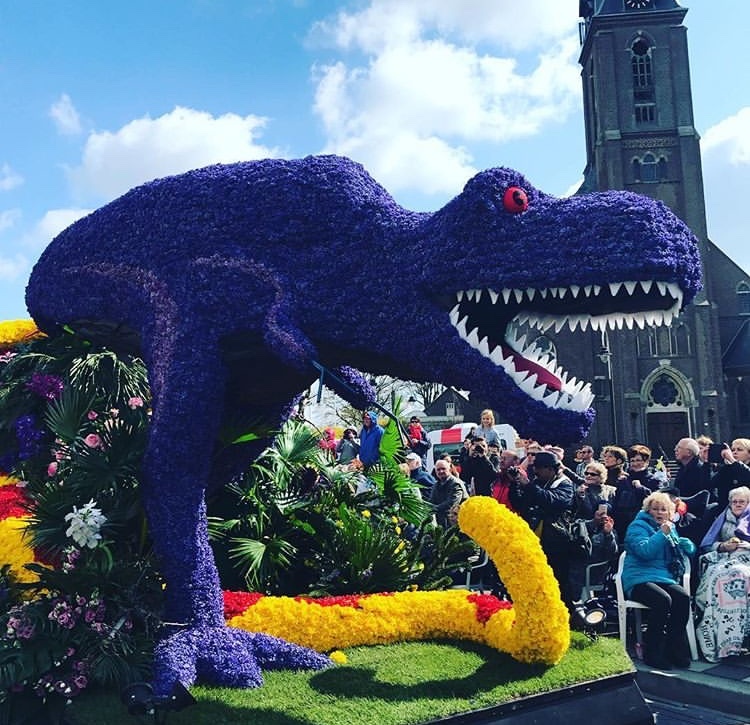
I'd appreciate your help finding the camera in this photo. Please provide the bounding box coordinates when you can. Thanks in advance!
[471,446,485,455]
[507,465,520,478]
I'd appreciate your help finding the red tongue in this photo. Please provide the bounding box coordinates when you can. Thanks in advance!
[500,344,562,391]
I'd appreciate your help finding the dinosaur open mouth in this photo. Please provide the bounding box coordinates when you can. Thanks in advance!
[447,280,683,412]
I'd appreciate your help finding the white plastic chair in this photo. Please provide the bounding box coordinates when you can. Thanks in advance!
[614,550,698,660]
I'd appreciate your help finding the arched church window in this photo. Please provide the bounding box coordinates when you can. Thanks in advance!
[738,281,750,315]
[647,373,683,407]
[641,153,658,182]
[631,36,656,124]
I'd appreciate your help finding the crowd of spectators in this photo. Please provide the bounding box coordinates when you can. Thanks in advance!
[320,414,750,667]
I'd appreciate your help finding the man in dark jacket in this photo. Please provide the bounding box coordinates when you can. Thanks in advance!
[509,450,575,605]
[406,452,436,500]
[673,437,709,498]
[459,438,498,497]
[429,459,468,527]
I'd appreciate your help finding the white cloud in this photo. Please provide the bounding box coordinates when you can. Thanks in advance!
[68,106,279,201]
[311,0,581,198]
[22,208,93,250]
[49,93,83,136]
[0,164,24,191]
[700,107,750,274]
[0,209,21,233]
[311,0,577,53]
[701,107,750,164]
[0,253,29,281]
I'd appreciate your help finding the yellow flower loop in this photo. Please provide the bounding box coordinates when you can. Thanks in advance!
[228,497,569,665]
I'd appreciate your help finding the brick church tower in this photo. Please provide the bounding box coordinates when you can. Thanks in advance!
[535,0,746,454]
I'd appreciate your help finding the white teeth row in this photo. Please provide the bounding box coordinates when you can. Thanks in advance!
[449,304,595,413]
[456,280,682,311]
[450,280,684,413]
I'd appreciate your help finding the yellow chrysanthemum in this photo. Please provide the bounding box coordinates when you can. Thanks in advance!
[0,319,44,347]
[328,650,348,664]
[0,517,38,584]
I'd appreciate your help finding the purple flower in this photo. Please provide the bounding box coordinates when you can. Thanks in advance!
[26,372,64,400]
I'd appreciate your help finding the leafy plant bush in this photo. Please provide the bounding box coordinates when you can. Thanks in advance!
[0,332,162,715]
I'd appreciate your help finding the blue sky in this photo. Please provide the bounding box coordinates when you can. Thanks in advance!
[1,0,748,321]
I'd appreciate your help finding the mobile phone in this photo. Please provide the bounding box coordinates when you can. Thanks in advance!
[598,503,608,514]
[707,443,727,464]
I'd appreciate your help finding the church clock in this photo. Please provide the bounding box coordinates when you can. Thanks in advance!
[625,0,653,9]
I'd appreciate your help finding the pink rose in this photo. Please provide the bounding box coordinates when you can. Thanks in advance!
[47,461,58,477]
[128,396,144,409]
[87,411,98,421]
[83,434,102,449]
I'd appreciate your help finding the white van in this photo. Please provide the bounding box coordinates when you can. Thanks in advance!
[425,422,522,473]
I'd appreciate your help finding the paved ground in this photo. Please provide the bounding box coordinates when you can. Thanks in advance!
[646,697,750,725]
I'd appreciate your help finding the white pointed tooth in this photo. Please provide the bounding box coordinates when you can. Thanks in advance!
[457,290,464,302]
[583,285,593,297]
[530,385,546,402]
[609,282,622,297]
[625,315,635,330]
[593,285,601,295]
[517,311,530,326]
[512,288,522,304]
[561,371,570,385]
[656,281,667,296]
[635,313,646,329]
[624,281,637,296]
[558,287,568,300]
[570,284,580,298]
[467,327,480,347]
[475,289,483,302]
[567,376,578,391]
[457,316,469,338]
[510,368,528,385]
[639,280,653,294]
[519,373,539,395]
[527,313,543,330]
[607,314,618,330]
[538,354,551,368]
[489,289,499,304]
[466,289,475,302]
[541,316,556,332]
[574,379,586,394]
[567,317,577,332]
[674,289,683,308]
[580,317,590,332]
[525,288,536,302]
[616,316,624,329]
[449,305,460,325]
[554,318,566,333]
[478,336,490,357]
[516,334,527,350]
[490,346,505,365]
[570,388,591,411]
[502,288,512,304]
[549,287,558,299]
[543,390,562,408]
[539,288,549,299]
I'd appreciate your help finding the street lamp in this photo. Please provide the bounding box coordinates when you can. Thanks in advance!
[596,330,619,444]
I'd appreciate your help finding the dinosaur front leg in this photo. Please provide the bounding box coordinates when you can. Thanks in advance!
[141,341,329,694]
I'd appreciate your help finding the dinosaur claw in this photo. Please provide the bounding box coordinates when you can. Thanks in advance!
[152,625,332,695]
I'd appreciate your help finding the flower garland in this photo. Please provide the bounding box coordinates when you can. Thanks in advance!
[0,475,38,584]
[227,497,569,665]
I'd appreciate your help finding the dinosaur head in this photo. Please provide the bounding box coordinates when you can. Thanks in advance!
[409,167,701,444]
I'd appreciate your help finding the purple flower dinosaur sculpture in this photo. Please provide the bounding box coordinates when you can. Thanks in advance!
[25,155,701,692]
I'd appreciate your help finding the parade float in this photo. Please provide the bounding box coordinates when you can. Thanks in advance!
[1,155,700,722]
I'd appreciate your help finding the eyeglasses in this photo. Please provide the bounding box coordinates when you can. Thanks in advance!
[584,470,601,476]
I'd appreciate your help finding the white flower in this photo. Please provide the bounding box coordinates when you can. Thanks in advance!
[64,499,107,549]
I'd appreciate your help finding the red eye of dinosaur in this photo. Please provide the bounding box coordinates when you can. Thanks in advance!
[502,186,529,213]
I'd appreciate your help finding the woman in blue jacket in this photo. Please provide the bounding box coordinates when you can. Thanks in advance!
[623,491,696,669]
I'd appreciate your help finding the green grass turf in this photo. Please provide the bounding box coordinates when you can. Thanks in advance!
[67,633,633,725]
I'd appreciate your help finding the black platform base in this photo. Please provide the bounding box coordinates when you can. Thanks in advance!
[426,672,653,725]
